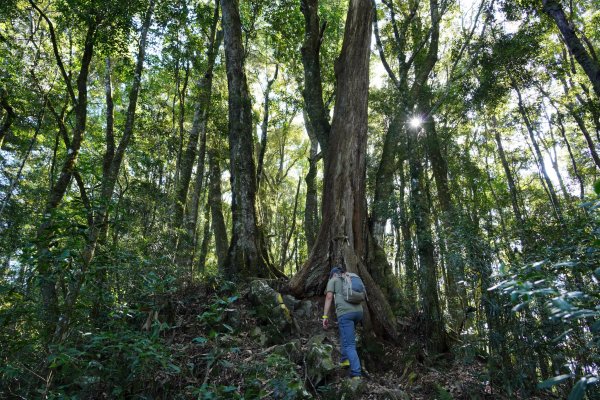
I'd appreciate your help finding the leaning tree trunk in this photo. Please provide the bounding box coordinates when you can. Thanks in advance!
[513,84,563,224]
[289,0,398,340]
[221,0,275,278]
[542,0,600,99]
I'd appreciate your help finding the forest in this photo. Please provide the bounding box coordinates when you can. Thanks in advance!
[0,0,599,398]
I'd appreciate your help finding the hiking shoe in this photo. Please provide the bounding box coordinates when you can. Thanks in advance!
[339,360,350,368]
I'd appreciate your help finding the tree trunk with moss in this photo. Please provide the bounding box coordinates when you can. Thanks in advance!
[221,0,281,278]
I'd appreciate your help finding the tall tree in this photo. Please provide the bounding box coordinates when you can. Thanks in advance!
[221,0,278,278]
[289,0,398,340]
[173,1,222,268]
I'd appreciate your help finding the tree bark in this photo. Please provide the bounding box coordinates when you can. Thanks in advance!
[289,0,398,340]
[0,87,16,148]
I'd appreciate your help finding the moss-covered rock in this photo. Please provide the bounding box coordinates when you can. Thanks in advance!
[247,280,293,344]
[339,377,365,399]
[306,334,335,384]
[273,339,303,364]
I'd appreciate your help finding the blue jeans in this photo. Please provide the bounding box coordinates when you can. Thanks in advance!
[338,311,363,377]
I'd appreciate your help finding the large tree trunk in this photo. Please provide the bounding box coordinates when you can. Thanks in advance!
[221,0,274,278]
[542,0,600,99]
[420,89,465,333]
[289,0,398,340]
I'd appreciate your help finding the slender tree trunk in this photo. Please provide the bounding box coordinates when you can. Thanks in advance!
[300,0,331,159]
[0,87,16,148]
[398,158,416,307]
[568,104,600,170]
[557,75,600,170]
[371,112,403,243]
[557,113,585,199]
[513,84,563,223]
[173,2,221,253]
[290,0,398,340]
[197,201,212,273]
[35,19,98,342]
[55,1,155,342]
[208,149,229,271]
[491,118,527,242]
[279,177,301,272]
[303,109,320,250]
[221,0,276,278]
[542,0,600,99]
[257,64,278,188]
[407,129,448,353]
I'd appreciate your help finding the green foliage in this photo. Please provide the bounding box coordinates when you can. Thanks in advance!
[491,193,600,398]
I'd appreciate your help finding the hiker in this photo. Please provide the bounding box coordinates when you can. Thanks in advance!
[322,266,364,379]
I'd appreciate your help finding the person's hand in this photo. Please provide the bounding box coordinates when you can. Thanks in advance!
[322,316,329,330]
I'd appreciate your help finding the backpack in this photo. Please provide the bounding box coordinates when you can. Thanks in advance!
[339,272,366,304]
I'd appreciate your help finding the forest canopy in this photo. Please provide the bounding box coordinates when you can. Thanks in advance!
[0,0,599,398]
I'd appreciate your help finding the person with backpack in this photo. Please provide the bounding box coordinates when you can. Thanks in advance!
[322,266,366,379]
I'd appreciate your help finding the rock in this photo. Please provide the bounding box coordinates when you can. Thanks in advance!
[306,334,335,384]
[250,326,268,346]
[273,339,303,364]
[295,300,314,318]
[282,294,300,311]
[247,280,293,344]
[339,377,365,399]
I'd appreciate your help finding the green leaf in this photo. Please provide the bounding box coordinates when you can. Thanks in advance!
[537,374,572,389]
[192,337,208,344]
[567,378,587,400]
[594,180,600,195]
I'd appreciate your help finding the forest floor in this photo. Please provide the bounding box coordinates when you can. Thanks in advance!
[155,280,551,399]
